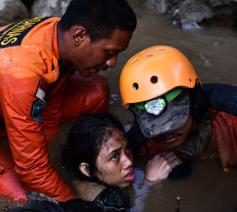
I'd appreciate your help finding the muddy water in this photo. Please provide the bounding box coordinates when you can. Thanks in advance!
[103,1,237,212]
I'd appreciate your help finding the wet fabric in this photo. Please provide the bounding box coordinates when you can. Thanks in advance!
[95,186,130,211]
[199,84,237,169]
[9,192,63,212]
[203,83,237,116]
[0,17,109,202]
[131,90,190,138]
[128,83,237,170]
[177,117,212,157]
[10,192,104,212]
[73,180,130,211]
[211,110,237,169]
[137,109,237,170]
[0,144,27,203]
[0,17,50,49]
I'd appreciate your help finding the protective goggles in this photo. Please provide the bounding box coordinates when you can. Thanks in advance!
[134,88,183,116]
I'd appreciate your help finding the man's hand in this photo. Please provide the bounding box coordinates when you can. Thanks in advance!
[145,152,182,183]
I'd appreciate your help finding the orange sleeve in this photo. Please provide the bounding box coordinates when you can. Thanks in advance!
[0,68,75,202]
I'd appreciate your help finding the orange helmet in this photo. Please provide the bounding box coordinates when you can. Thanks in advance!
[120,45,199,107]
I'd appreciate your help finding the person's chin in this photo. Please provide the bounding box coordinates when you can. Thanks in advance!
[78,68,100,78]
[164,142,182,150]
[119,181,133,188]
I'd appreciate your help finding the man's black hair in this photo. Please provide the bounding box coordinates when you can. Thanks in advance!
[58,0,137,42]
[189,83,210,123]
[63,113,125,182]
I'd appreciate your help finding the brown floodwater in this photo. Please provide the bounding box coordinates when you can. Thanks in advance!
[1,1,237,211]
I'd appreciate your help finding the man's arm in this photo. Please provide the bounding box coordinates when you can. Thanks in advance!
[0,70,74,202]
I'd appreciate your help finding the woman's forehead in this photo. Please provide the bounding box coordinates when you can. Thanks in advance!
[101,130,127,152]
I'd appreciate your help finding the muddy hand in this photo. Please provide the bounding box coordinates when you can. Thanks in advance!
[144,152,182,183]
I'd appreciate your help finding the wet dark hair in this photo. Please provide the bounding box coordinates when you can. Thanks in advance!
[58,0,137,42]
[63,113,125,182]
[189,82,210,123]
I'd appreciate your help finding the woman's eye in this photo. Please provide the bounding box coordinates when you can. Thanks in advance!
[111,153,119,161]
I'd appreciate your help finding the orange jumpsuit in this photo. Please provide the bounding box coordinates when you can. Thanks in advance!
[0,17,109,202]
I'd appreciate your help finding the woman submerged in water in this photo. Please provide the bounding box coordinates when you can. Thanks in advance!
[11,113,181,211]
[62,113,181,211]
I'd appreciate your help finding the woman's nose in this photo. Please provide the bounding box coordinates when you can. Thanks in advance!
[122,152,133,168]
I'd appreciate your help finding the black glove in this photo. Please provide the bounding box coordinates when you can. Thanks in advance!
[95,187,130,211]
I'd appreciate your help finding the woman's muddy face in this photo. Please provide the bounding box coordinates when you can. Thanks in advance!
[95,129,135,187]
[153,116,193,151]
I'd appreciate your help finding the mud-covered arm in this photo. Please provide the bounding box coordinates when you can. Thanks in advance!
[0,70,74,202]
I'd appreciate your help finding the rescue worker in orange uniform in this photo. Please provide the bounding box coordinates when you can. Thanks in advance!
[120,45,237,175]
[0,0,137,203]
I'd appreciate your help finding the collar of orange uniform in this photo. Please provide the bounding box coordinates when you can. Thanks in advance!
[52,19,60,60]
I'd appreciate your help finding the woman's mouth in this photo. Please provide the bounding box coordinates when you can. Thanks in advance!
[124,170,135,182]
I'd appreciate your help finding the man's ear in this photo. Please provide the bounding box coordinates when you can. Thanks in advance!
[79,163,91,177]
[71,26,88,46]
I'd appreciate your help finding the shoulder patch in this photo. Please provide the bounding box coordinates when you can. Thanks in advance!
[31,79,48,122]
[0,17,50,48]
